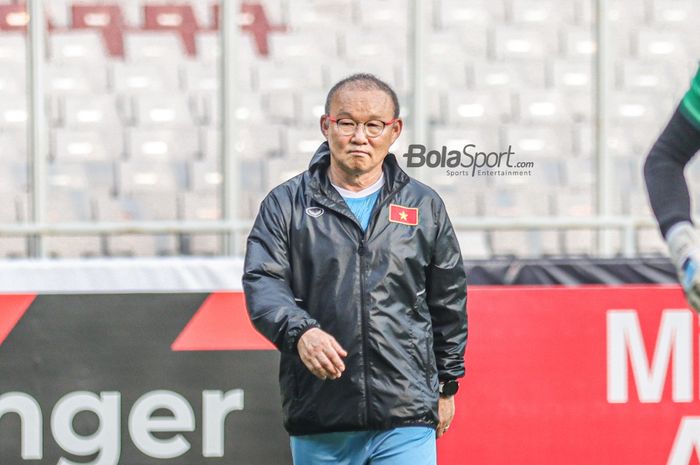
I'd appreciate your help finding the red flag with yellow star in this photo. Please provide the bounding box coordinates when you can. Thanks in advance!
[389,204,418,226]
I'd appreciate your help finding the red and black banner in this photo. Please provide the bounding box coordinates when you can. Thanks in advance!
[3,286,700,465]
[0,292,288,465]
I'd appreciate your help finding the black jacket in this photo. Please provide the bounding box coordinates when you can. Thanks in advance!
[242,142,468,435]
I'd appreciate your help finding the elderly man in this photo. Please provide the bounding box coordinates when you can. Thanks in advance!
[243,73,468,465]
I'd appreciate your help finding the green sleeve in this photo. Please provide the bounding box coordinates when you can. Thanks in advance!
[680,65,700,131]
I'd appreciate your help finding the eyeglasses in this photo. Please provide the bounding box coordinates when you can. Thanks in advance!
[327,116,398,138]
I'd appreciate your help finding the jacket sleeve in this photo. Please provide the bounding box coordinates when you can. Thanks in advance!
[242,192,320,353]
[426,198,468,381]
[643,106,700,238]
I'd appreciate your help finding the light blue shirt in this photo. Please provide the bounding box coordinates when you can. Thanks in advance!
[332,174,385,232]
[343,191,380,231]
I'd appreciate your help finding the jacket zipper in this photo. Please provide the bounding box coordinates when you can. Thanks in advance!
[357,237,370,424]
[356,192,401,425]
[314,187,404,426]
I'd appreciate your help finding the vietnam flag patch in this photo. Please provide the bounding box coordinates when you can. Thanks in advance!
[389,204,418,226]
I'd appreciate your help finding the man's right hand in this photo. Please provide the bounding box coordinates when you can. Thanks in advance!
[667,222,700,312]
[297,328,348,380]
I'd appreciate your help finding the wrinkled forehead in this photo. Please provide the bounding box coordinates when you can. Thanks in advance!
[329,88,395,120]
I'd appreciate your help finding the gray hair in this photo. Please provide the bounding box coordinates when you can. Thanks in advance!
[324,73,400,119]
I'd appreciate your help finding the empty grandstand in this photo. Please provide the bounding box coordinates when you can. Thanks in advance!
[0,0,698,258]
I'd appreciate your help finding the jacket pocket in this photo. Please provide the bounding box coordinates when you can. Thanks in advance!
[408,289,433,391]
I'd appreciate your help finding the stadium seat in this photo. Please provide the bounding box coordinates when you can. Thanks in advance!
[283,127,326,157]
[0,65,24,94]
[256,61,324,91]
[45,189,94,222]
[0,97,27,129]
[132,93,195,128]
[356,0,408,30]
[561,27,596,58]
[516,90,572,123]
[650,0,698,29]
[60,95,123,130]
[609,92,668,124]
[504,124,573,157]
[123,31,186,63]
[71,4,125,57]
[619,60,676,92]
[0,32,24,63]
[493,27,554,61]
[182,191,220,221]
[49,160,116,195]
[341,29,406,61]
[112,62,181,94]
[327,60,401,93]
[572,123,594,157]
[51,129,121,162]
[550,60,592,91]
[553,187,593,217]
[572,0,594,24]
[195,30,220,63]
[436,0,505,30]
[206,123,283,160]
[211,2,287,56]
[0,160,26,196]
[266,155,310,188]
[0,128,26,160]
[195,29,258,64]
[472,61,546,90]
[635,28,688,61]
[511,0,574,24]
[561,156,595,189]
[424,60,469,91]
[297,90,328,126]
[182,61,251,94]
[430,125,501,152]
[268,30,337,60]
[263,89,296,122]
[606,122,666,158]
[118,160,188,194]
[46,64,109,95]
[286,0,352,30]
[0,4,29,31]
[143,4,199,56]
[427,30,487,61]
[193,91,265,126]
[189,160,221,194]
[125,128,200,161]
[50,31,107,64]
[0,191,26,223]
[446,90,512,124]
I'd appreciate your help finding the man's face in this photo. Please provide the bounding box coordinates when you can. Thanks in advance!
[320,88,402,177]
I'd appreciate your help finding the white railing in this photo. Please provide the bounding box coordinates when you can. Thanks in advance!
[0,215,660,258]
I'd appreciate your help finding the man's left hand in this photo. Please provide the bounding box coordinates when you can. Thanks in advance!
[436,396,455,438]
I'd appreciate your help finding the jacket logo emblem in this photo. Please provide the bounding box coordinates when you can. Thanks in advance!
[389,204,418,226]
[305,207,324,218]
